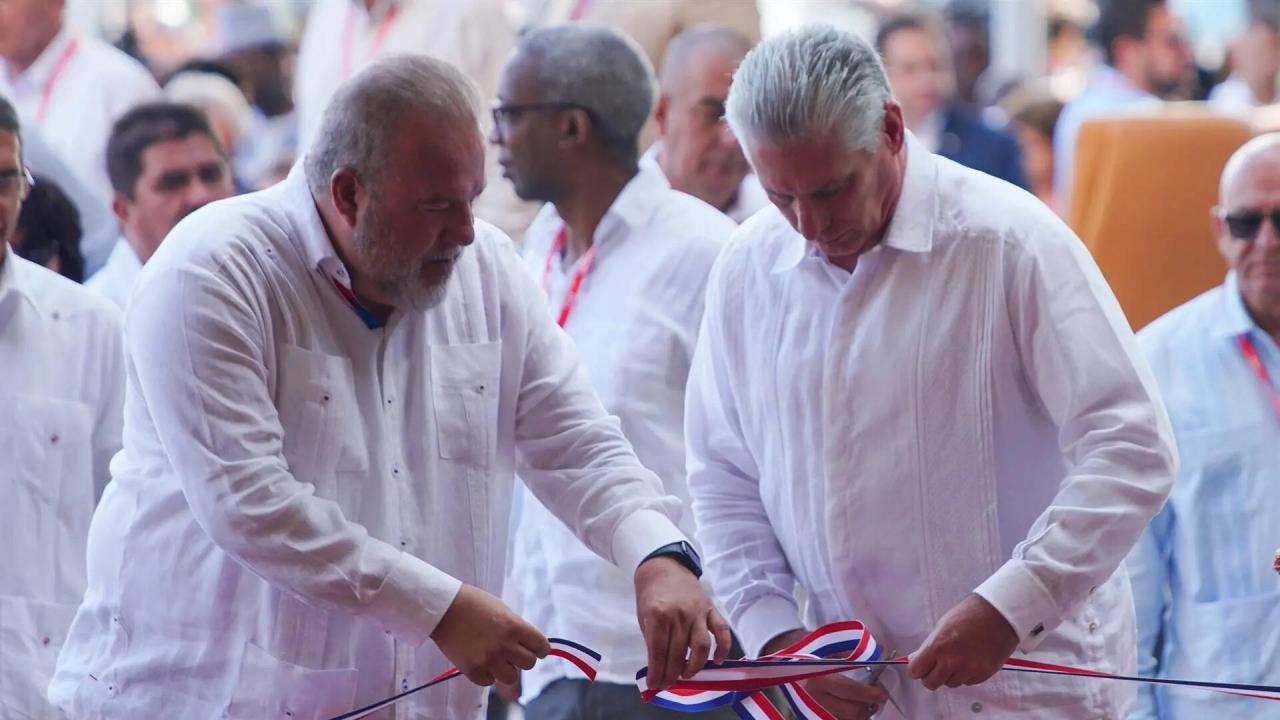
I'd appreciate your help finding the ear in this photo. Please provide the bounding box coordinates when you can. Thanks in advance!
[1211,207,1237,266]
[558,108,591,150]
[111,192,130,227]
[882,100,906,154]
[330,167,364,230]
[654,94,672,135]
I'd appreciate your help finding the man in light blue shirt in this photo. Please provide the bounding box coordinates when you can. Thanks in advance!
[1128,133,1280,719]
[1054,0,1193,209]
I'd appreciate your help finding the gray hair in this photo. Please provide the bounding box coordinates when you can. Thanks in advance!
[515,24,655,158]
[305,54,482,195]
[726,25,891,154]
[659,23,753,92]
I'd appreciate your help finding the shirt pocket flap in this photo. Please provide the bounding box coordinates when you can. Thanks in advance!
[429,341,502,463]
[225,641,359,720]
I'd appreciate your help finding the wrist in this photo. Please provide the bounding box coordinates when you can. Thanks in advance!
[760,627,807,657]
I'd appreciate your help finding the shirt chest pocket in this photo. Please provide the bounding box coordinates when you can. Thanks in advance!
[429,341,501,468]
[2,394,93,509]
[275,344,370,498]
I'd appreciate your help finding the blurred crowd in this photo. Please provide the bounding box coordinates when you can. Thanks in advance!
[2,1,1279,720]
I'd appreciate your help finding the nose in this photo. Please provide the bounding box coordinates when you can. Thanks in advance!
[185,175,225,211]
[793,200,830,241]
[449,203,477,247]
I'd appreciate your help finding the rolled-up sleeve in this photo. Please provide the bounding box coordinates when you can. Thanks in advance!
[127,260,459,649]
[685,258,802,656]
[974,224,1177,652]
[506,245,688,574]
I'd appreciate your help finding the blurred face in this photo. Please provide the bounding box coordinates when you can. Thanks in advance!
[1236,22,1280,90]
[347,114,484,311]
[881,27,950,127]
[491,56,566,203]
[1138,5,1194,98]
[0,129,25,246]
[114,133,233,263]
[1013,122,1054,202]
[654,48,750,211]
[0,0,62,67]
[1215,147,1280,326]
[746,104,907,270]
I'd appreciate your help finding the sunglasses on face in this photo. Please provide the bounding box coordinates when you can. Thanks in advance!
[1221,207,1280,241]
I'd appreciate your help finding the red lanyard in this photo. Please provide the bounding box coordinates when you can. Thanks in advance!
[340,2,401,79]
[35,37,79,126]
[1239,335,1280,421]
[541,226,595,328]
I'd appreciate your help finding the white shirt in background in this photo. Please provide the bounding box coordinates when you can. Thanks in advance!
[0,246,124,720]
[85,238,143,310]
[293,0,514,149]
[640,142,769,224]
[685,133,1176,719]
[0,28,159,203]
[1208,75,1266,115]
[48,167,688,720]
[508,166,735,702]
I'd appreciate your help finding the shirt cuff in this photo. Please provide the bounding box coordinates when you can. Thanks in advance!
[364,543,464,647]
[973,558,1060,653]
[735,593,804,657]
[611,508,688,575]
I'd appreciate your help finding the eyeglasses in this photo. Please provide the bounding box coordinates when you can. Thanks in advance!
[1220,207,1280,241]
[490,102,594,139]
[0,166,33,195]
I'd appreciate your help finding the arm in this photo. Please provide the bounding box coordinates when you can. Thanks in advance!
[684,257,800,657]
[1126,504,1173,719]
[974,221,1177,650]
[127,259,457,647]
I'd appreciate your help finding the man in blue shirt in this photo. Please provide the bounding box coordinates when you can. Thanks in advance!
[1054,0,1193,210]
[1128,133,1280,719]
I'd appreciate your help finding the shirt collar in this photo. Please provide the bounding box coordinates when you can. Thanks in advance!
[4,26,74,87]
[771,130,937,274]
[543,164,670,251]
[0,243,41,313]
[1088,64,1155,103]
[1218,271,1259,339]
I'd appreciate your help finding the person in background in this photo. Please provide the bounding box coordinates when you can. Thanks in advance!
[164,70,254,193]
[1128,133,1280,720]
[0,0,159,204]
[687,25,1175,719]
[0,94,124,720]
[876,11,1027,189]
[86,102,234,310]
[1054,0,1194,208]
[13,173,84,281]
[50,54,727,720]
[1008,92,1065,210]
[1209,0,1280,114]
[492,24,739,720]
[646,23,766,223]
[211,2,298,190]
[943,1,990,108]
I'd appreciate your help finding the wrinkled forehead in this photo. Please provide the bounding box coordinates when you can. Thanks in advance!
[1222,146,1280,208]
[746,134,871,194]
[386,113,485,189]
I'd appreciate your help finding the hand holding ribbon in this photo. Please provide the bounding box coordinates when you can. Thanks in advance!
[908,593,1019,691]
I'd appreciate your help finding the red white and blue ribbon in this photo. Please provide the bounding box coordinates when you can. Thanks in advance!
[639,621,889,717]
[327,638,601,720]
[638,620,1280,716]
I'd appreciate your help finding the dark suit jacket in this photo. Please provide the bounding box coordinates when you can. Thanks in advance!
[937,107,1028,189]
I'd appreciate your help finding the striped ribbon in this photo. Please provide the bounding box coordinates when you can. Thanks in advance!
[326,638,601,720]
[638,620,1280,717]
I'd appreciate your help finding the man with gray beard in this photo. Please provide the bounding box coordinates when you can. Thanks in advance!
[50,54,726,720]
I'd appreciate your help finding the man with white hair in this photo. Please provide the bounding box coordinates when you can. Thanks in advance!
[645,23,767,223]
[686,26,1177,719]
[50,55,726,720]
[1128,133,1280,720]
[492,25,738,720]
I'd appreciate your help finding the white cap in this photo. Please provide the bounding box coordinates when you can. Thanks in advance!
[213,3,283,57]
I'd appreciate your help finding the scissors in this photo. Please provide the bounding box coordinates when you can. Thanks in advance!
[863,648,908,718]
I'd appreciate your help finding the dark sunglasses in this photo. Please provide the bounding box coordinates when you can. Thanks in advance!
[1222,207,1280,241]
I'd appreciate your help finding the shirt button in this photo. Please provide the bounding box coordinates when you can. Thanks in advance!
[41,636,50,646]
[971,702,983,713]
[386,396,394,405]
[49,433,59,445]
[1032,623,1044,636]
[392,467,400,477]
[1088,621,1098,633]
[399,539,407,548]
[321,393,331,403]
[51,310,60,321]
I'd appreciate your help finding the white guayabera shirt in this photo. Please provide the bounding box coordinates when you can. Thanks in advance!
[686,132,1178,719]
[0,247,123,720]
[49,167,688,720]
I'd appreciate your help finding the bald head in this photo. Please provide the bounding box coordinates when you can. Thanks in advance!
[1220,133,1280,207]
[659,24,752,94]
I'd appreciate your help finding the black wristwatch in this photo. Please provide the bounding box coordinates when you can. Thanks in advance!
[641,541,703,578]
